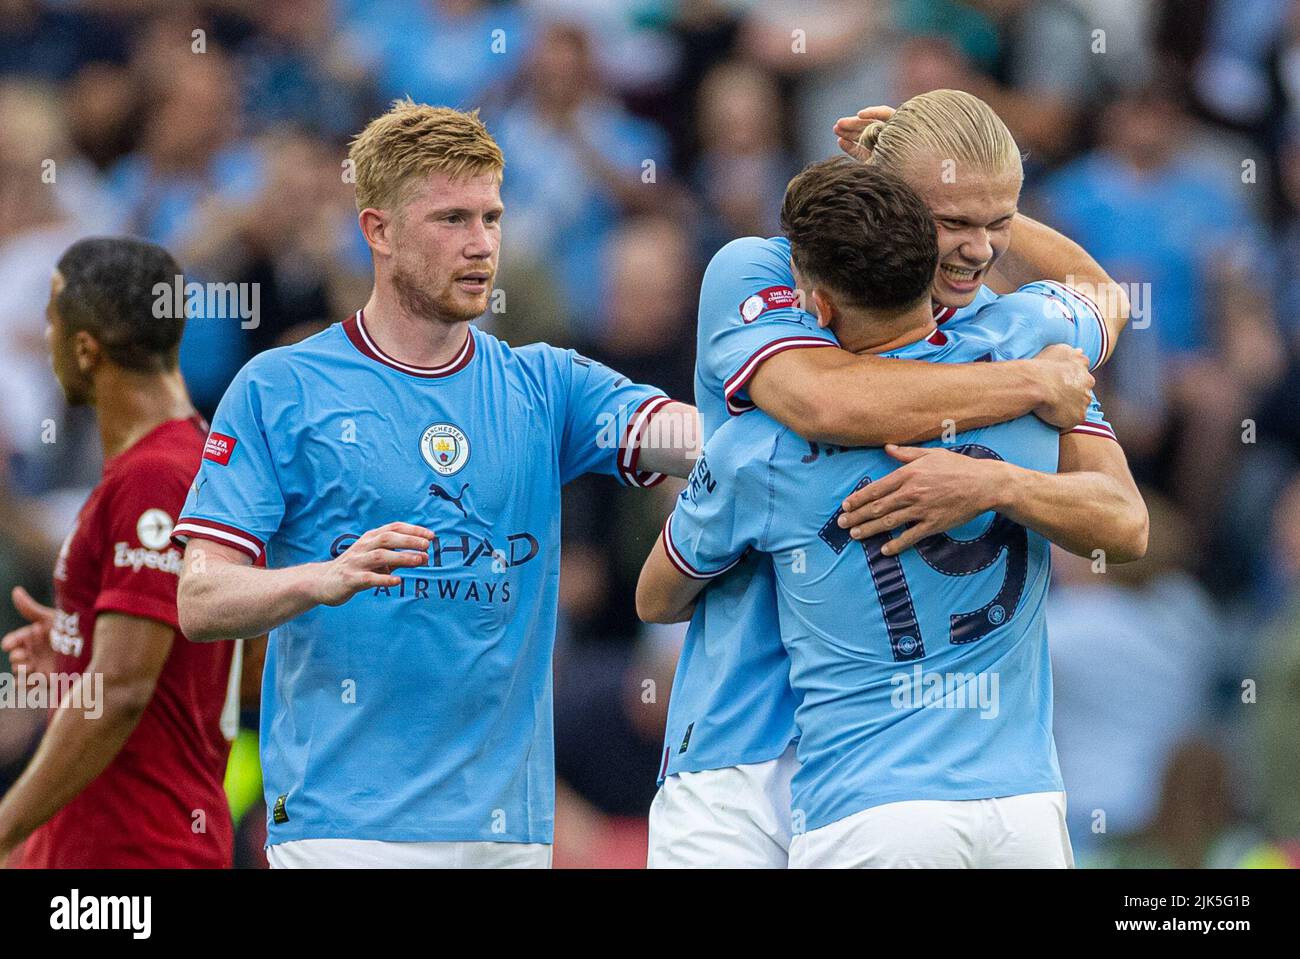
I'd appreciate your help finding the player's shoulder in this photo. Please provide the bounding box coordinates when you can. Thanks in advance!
[502,336,584,380]
[941,284,1000,326]
[956,289,1056,360]
[700,235,820,334]
[707,408,786,473]
[103,421,206,504]
[713,234,790,261]
[125,417,206,466]
[488,335,629,403]
[508,335,622,374]
[972,284,999,307]
[236,322,348,384]
[706,235,791,279]
[503,335,564,367]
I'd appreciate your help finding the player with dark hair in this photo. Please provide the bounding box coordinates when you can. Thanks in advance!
[779,157,941,313]
[0,237,236,868]
[640,160,1145,867]
[648,91,1143,869]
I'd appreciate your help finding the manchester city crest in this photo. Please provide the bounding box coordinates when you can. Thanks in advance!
[419,423,470,476]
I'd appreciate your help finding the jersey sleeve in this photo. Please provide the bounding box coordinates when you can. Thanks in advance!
[1067,392,1118,442]
[699,237,838,415]
[660,426,768,580]
[171,361,286,561]
[94,460,191,631]
[1011,280,1110,370]
[551,348,671,488]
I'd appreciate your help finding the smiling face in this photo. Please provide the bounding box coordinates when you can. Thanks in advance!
[386,168,502,324]
[901,153,1021,308]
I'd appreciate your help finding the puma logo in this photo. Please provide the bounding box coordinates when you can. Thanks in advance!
[428,482,469,517]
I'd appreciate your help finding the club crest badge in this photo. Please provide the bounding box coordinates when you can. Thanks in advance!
[136,509,175,550]
[420,423,470,476]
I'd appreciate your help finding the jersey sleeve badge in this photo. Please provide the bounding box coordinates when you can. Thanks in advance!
[739,285,799,323]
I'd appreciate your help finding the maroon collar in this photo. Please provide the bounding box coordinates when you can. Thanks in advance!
[342,310,475,378]
[932,303,958,325]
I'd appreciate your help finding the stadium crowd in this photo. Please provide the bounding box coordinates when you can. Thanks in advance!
[0,0,1297,868]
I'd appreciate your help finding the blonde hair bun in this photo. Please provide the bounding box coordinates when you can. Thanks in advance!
[857,120,886,152]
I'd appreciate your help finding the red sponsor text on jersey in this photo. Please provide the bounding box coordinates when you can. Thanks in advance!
[739,285,799,323]
[203,432,237,465]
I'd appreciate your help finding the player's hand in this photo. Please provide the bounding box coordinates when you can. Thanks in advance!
[1,586,56,674]
[837,445,1004,555]
[312,522,434,607]
[1028,344,1093,429]
[833,105,895,161]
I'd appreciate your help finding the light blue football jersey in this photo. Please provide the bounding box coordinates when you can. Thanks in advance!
[659,237,836,780]
[173,311,667,845]
[663,288,1114,831]
[661,254,1114,781]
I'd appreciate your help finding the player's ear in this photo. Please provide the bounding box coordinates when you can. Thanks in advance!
[811,288,834,329]
[72,329,101,374]
[358,207,395,257]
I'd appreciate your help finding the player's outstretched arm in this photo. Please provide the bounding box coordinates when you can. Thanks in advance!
[634,401,701,479]
[748,342,1093,447]
[838,434,1148,562]
[636,531,711,624]
[177,522,434,643]
[986,214,1130,365]
[998,432,1148,562]
[0,612,173,865]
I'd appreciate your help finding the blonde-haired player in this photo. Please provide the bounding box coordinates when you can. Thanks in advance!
[829,90,1141,557]
[649,90,1143,867]
[174,100,698,868]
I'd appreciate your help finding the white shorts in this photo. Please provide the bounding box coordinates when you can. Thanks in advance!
[266,838,552,869]
[647,744,796,868]
[789,790,1074,868]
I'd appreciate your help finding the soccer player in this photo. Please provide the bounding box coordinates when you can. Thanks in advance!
[648,89,1143,868]
[830,95,1143,551]
[0,238,235,868]
[171,101,696,868]
[639,160,1146,867]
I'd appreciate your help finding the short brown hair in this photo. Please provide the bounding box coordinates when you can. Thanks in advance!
[780,157,937,311]
[347,98,505,212]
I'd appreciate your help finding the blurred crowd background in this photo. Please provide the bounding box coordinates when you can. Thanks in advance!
[0,0,1297,869]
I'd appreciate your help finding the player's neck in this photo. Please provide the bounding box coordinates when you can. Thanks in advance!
[361,286,470,369]
[835,301,937,355]
[92,367,196,460]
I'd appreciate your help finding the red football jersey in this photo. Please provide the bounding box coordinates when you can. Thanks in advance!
[20,415,235,868]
